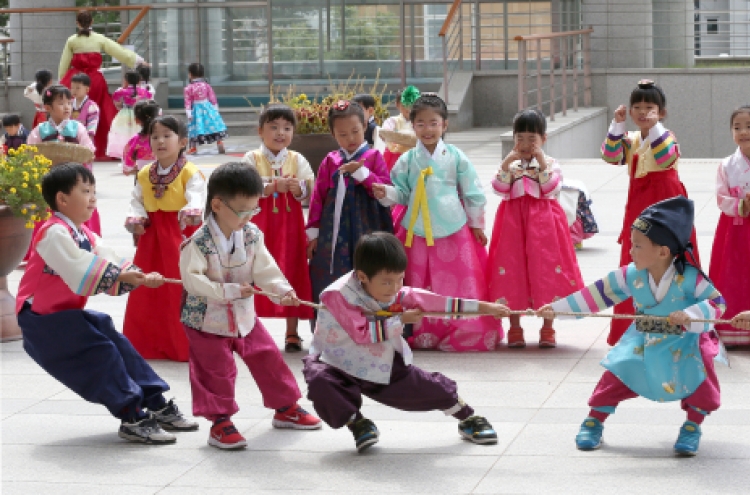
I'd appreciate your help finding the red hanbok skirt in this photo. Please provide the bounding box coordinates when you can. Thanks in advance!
[252,192,314,319]
[61,53,117,160]
[709,212,750,346]
[33,110,47,129]
[123,210,199,362]
[610,167,700,345]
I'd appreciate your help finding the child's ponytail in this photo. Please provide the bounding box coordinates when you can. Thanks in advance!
[135,99,160,136]
[35,69,53,95]
[125,70,141,98]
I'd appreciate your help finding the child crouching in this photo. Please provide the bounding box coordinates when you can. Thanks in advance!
[303,232,510,452]
[179,162,322,450]
[16,163,197,444]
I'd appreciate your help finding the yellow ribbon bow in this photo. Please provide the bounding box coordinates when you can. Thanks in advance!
[405,166,434,247]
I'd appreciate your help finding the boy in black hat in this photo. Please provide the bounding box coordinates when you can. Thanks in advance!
[538,196,726,456]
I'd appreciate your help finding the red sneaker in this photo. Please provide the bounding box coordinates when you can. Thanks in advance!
[539,327,557,348]
[272,404,323,430]
[208,418,247,450]
[507,326,526,348]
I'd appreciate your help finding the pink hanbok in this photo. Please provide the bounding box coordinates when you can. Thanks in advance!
[106,86,152,159]
[709,147,750,346]
[487,155,583,312]
[383,139,500,352]
[121,133,154,175]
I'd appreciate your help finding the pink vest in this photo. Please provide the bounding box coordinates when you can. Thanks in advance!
[16,217,96,315]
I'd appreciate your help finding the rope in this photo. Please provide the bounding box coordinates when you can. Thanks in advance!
[163,277,733,325]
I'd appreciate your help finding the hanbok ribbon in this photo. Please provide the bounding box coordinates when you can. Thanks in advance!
[730,186,744,225]
[405,166,434,247]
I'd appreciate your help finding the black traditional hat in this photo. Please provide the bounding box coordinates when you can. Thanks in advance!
[631,195,698,274]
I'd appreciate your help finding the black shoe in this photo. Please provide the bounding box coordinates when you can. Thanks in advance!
[285,334,303,353]
[350,417,379,453]
[458,416,498,444]
[151,399,199,431]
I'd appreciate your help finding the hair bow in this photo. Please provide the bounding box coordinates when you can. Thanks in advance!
[421,92,438,97]
[45,90,51,96]
[637,79,655,88]
[333,100,350,111]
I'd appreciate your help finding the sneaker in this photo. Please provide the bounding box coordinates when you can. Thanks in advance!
[272,404,322,430]
[285,334,303,353]
[576,417,604,450]
[208,418,247,450]
[119,414,176,445]
[539,327,557,348]
[673,421,702,456]
[507,327,526,348]
[151,399,199,431]
[350,417,379,452]
[187,147,198,155]
[458,416,498,444]
[217,141,226,154]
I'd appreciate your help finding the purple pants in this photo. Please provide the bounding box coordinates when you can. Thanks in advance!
[303,353,472,429]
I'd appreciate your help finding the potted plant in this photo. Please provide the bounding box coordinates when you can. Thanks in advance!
[270,71,391,174]
[0,145,53,341]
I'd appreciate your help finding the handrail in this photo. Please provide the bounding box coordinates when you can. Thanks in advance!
[1,6,151,44]
[515,28,594,42]
[516,27,593,120]
[439,0,463,38]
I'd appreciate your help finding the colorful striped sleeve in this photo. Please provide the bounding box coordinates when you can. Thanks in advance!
[550,266,631,318]
[105,260,139,296]
[683,273,726,334]
[601,121,629,165]
[76,257,122,297]
[648,123,679,169]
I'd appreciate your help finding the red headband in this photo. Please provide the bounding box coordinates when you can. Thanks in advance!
[333,100,349,111]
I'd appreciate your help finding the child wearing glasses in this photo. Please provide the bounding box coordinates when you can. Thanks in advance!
[123,116,205,362]
[180,162,322,450]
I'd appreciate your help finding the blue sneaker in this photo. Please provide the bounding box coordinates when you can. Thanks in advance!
[576,417,604,450]
[350,418,379,453]
[458,416,498,444]
[674,421,702,456]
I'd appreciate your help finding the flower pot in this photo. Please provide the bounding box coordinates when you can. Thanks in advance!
[290,133,339,176]
[0,206,32,342]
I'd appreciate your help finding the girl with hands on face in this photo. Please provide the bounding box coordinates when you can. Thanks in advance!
[488,109,584,349]
[601,80,698,347]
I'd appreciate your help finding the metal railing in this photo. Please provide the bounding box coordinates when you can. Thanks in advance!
[439,0,465,105]
[516,28,593,120]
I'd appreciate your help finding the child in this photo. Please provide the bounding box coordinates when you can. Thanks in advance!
[487,109,584,348]
[138,65,155,96]
[539,196,725,456]
[306,100,393,307]
[16,163,198,444]
[2,114,28,152]
[601,79,699,346]
[24,68,53,129]
[27,84,101,236]
[709,104,750,347]
[107,69,152,159]
[122,99,159,176]
[184,62,228,155]
[70,72,100,142]
[352,93,378,146]
[304,232,508,452]
[180,162,322,450]
[241,104,315,351]
[380,86,419,171]
[373,94,499,352]
[123,116,206,362]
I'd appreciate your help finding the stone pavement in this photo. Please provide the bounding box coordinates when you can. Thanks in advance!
[2,130,749,494]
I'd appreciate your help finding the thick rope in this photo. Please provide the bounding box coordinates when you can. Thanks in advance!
[163,278,733,325]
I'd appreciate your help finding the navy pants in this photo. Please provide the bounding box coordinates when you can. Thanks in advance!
[19,304,169,419]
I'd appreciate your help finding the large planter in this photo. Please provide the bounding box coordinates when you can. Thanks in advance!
[290,133,339,175]
[0,206,32,342]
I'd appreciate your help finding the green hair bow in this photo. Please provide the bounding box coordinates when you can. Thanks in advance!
[400,86,421,107]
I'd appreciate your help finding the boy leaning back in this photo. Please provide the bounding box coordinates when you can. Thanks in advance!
[303,232,510,452]
[179,162,321,450]
[16,163,197,444]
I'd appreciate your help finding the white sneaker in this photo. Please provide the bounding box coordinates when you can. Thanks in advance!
[119,414,176,444]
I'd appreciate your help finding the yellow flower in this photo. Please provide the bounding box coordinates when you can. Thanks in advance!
[33,174,39,180]
[36,184,41,191]
[25,222,33,229]
[29,204,37,210]
[21,208,27,214]
[9,187,16,193]
[22,183,27,188]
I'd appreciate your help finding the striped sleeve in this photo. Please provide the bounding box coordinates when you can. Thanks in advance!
[105,260,140,296]
[683,273,726,334]
[648,123,679,169]
[366,316,392,343]
[550,266,631,318]
[601,121,629,165]
[445,297,479,319]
